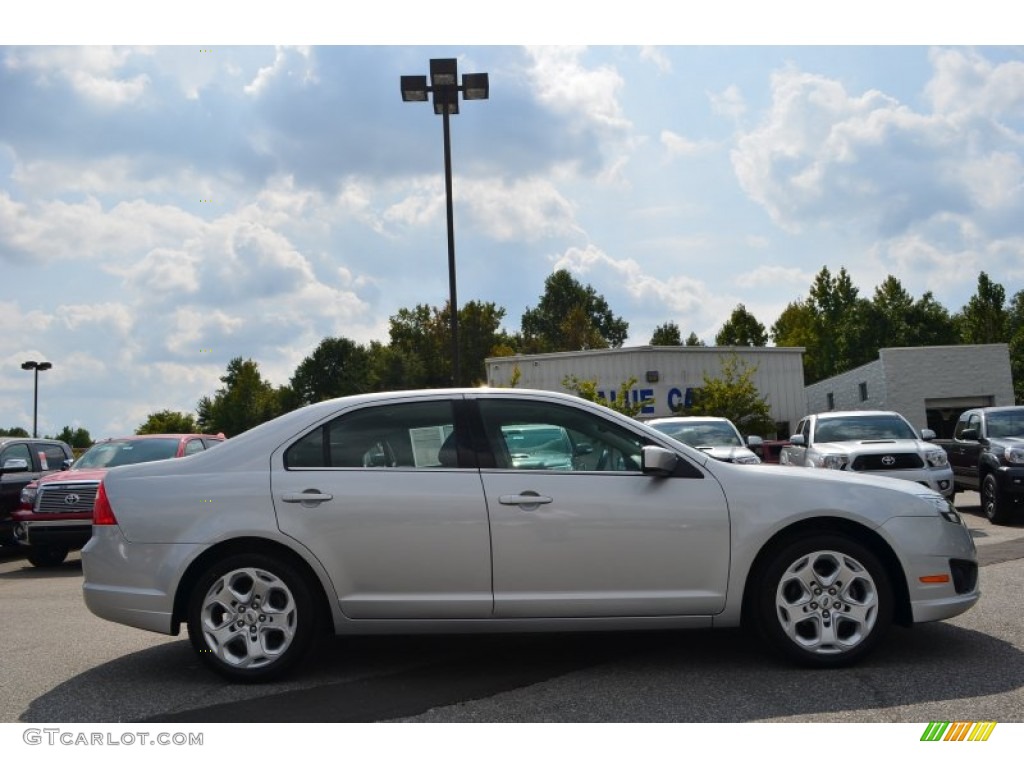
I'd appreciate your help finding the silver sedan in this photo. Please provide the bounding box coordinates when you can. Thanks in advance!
[82,388,979,682]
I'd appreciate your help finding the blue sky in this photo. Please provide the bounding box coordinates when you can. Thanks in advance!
[1,5,1022,437]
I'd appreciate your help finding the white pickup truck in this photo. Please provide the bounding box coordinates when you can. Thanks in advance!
[780,410,954,498]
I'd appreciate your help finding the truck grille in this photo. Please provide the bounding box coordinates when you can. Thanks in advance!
[851,453,924,471]
[36,483,100,514]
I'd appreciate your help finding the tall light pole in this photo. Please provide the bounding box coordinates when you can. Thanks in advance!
[401,58,489,386]
[21,360,52,438]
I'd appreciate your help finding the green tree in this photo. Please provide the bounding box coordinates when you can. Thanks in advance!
[562,375,651,418]
[52,425,92,449]
[957,271,1008,344]
[684,332,705,347]
[1008,289,1024,404]
[386,300,510,387]
[197,357,282,437]
[715,303,768,346]
[677,355,776,437]
[521,269,628,352]
[136,411,197,435]
[290,337,371,406]
[650,321,682,346]
[0,427,30,437]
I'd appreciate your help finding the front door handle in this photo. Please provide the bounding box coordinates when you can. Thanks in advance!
[281,489,334,506]
[499,492,553,510]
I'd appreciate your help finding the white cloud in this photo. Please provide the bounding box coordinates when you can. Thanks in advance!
[525,46,630,133]
[243,46,316,96]
[639,46,672,74]
[710,85,747,121]
[660,130,716,158]
[4,46,150,104]
[734,265,814,289]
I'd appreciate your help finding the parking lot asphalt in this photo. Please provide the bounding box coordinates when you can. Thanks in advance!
[2,491,1022,723]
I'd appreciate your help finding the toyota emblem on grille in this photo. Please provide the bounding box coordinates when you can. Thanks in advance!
[881,455,896,466]
[64,493,81,505]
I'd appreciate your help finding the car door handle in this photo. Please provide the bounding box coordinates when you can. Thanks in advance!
[499,493,553,508]
[281,490,334,504]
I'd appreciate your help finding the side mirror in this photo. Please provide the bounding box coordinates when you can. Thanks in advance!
[789,434,806,446]
[1,458,31,473]
[920,428,936,441]
[61,458,73,470]
[746,435,764,447]
[959,428,978,441]
[641,446,678,477]
[574,443,594,457]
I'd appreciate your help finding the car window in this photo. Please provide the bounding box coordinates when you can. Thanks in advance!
[1,442,33,468]
[75,438,182,468]
[183,439,206,456]
[653,421,742,448]
[800,420,811,443]
[479,399,646,472]
[813,415,917,442]
[36,444,69,469]
[285,400,458,469]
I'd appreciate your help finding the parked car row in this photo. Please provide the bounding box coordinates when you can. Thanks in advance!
[11,433,225,566]
[0,437,74,546]
[79,388,979,682]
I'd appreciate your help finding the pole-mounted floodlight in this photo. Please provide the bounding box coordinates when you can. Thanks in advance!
[21,360,52,438]
[401,58,489,386]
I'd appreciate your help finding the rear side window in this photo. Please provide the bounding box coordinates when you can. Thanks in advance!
[285,400,458,469]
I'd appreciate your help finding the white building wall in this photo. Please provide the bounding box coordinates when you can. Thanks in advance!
[485,346,806,434]
[803,344,1014,432]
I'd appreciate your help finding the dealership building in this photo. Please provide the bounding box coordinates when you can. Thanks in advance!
[485,346,807,437]
[804,343,1016,438]
[485,343,1016,440]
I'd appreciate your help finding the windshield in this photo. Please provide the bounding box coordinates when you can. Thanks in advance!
[813,415,917,443]
[74,438,181,468]
[652,421,742,448]
[986,411,1024,438]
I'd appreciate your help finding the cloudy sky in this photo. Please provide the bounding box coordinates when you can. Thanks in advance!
[1,6,1022,438]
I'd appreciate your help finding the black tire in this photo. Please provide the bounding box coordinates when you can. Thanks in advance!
[186,553,317,683]
[981,473,1011,525]
[755,535,892,668]
[27,544,69,568]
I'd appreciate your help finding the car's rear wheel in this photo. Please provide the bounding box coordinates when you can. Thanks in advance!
[27,544,69,567]
[186,553,316,683]
[756,535,892,667]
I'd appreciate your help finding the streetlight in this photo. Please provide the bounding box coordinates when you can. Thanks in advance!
[21,360,52,438]
[401,58,489,386]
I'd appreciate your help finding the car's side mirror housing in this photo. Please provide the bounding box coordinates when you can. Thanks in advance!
[642,445,678,477]
[61,458,73,470]
[789,434,806,446]
[746,435,764,447]
[1,458,30,473]
[959,428,978,441]
[920,428,936,441]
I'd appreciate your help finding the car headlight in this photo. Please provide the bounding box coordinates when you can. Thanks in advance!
[733,455,760,465]
[925,450,949,468]
[1004,446,1024,465]
[810,453,848,470]
[919,493,963,525]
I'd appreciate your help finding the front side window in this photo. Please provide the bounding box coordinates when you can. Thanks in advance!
[285,400,458,469]
[1,443,32,468]
[479,399,646,472]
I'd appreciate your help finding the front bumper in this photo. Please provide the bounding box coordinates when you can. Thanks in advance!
[15,518,92,548]
[991,465,1024,501]
[881,513,980,624]
[853,466,955,497]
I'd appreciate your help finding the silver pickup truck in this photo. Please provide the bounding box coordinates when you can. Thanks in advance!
[780,410,954,497]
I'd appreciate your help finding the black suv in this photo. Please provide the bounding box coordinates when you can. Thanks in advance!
[0,437,73,545]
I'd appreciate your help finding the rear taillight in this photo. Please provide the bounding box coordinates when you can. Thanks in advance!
[93,481,118,526]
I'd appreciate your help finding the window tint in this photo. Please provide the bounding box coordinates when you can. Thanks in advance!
[478,399,646,472]
[285,400,458,469]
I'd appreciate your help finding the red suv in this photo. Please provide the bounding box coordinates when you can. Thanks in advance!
[13,434,224,567]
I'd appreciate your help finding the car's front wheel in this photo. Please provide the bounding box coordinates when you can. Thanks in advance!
[186,553,317,683]
[756,535,892,667]
[981,473,1011,525]
[27,544,69,567]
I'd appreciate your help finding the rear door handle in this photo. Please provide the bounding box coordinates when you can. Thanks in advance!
[282,490,334,505]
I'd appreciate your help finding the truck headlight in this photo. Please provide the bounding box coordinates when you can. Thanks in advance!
[1004,446,1024,465]
[810,453,848,470]
[925,450,949,468]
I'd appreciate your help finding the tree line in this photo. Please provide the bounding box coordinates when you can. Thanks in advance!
[10,266,1018,440]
